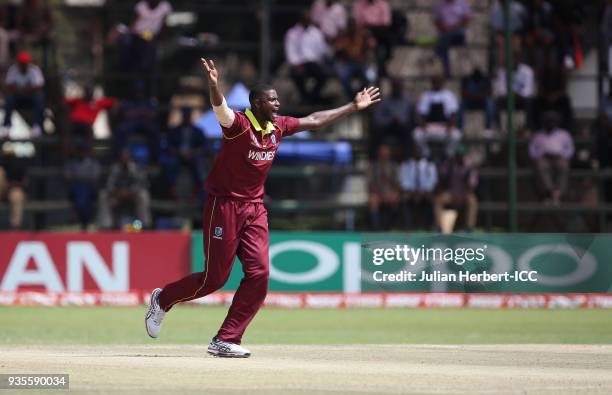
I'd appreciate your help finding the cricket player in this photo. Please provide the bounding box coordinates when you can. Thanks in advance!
[146,58,380,357]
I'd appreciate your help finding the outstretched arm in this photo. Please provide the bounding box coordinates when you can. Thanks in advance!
[201,58,234,127]
[296,86,381,132]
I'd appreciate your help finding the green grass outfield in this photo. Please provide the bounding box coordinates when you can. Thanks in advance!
[1,306,611,345]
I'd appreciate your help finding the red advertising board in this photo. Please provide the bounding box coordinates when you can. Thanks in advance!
[0,232,191,292]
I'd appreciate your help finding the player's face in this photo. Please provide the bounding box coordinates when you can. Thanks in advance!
[258,89,280,122]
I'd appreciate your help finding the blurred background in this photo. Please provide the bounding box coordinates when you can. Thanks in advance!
[0,0,608,234]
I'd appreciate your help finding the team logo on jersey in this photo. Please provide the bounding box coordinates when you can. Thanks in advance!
[213,226,223,240]
[271,134,276,144]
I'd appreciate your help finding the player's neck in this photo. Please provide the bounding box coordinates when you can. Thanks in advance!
[251,110,269,126]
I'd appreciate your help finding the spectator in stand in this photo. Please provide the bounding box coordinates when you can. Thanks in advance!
[15,0,54,71]
[412,74,462,159]
[371,78,413,158]
[433,146,478,232]
[98,149,152,230]
[529,111,574,206]
[0,144,27,229]
[161,107,207,199]
[113,82,161,164]
[399,145,437,229]
[459,67,495,134]
[311,0,347,42]
[114,0,172,84]
[284,10,330,104]
[2,51,45,138]
[368,143,400,230]
[535,53,573,130]
[489,0,528,66]
[334,18,376,99]
[64,143,102,231]
[494,57,535,130]
[593,84,612,199]
[64,85,116,152]
[432,0,472,78]
[601,0,612,75]
[352,0,392,77]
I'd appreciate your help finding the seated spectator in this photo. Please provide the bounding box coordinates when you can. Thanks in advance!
[371,79,413,158]
[98,149,152,230]
[352,0,392,77]
[529,111,574,205]
[0,145,27,229]
[412,74,462,159]
[368,143,400,230]
[334,18,376,99]
[489,0,527,66]
[64,144,102,231]
[113,82,161,164]
[311,0,347,42]
[284,10,331,104]
[2,51,45,138]
[494,58,535,130]
[432,0,472,78]
[399,145,437,229]
[433,147,478,232]
[535,54,573,129]
[15,0,54,71]
[64,85,116,152]
[161,107,207,199]
[459,67,495,133]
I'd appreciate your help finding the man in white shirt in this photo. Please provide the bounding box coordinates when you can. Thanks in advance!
[494,58,535,129]
[311,0,347,41]
[284,11,330,104]
[399,145,437,228]
[412,74,462,158]
[2,51,45,137]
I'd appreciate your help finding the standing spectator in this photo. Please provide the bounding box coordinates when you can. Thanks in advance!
[432,0,472,78]
[284,11,330,104]
[535,54,573,129]
[64,144,102,230]
[459,67,495,133]
[15,0,54,71]
[433,147,479,232]
[368,143,400,230]
[161,107,207,199]
[371,78,413,158]
[352,0,392,77]
[311,0,347,42]
[399,145,437,229]
[2,51,45,138]
[412,74,462,158]
[98,149,152,230]
[113,82,161,164]
[529,112,574,205]
[64,85,116,152]
[334,19,376,99]
[0,145,27,229]
[494,58,535,130]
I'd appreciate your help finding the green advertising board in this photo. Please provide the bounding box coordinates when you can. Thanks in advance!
[191,232,612,293]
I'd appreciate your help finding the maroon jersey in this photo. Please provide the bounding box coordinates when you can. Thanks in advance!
[204,110,300,202]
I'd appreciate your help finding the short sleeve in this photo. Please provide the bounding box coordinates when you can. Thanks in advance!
[279,116,301,137]
[221,111,249,140]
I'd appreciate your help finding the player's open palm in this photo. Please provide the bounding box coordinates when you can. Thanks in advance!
[200,58,218,85]
[354,86,381,110]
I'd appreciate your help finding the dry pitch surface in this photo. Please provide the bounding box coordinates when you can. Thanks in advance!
[1,344,611,394]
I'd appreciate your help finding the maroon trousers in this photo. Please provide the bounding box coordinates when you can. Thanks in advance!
[158,196,269,344]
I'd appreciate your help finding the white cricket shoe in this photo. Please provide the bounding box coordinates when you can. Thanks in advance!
[145,288,165,338]
[207,337,251,358]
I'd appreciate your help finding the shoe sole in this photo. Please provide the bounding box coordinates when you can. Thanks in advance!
[145,289,161,339]
[207,349,251,358]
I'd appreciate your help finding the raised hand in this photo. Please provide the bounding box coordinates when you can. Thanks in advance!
[354,86,381,110]
[200,58,218,86]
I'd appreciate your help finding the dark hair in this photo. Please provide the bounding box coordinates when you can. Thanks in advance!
[249,84,275,106]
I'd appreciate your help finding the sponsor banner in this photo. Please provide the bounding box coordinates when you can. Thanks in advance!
[1,291,611,308]
[0,232,191,292]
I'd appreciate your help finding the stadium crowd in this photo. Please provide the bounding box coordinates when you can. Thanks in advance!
[0,0,605,232]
